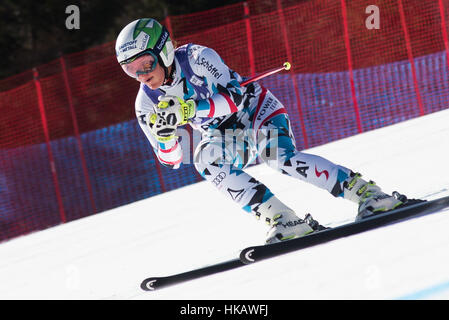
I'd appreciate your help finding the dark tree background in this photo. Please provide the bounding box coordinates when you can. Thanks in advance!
[0,0,242,80]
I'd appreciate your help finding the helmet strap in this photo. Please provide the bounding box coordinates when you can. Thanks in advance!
[152,26,169,57]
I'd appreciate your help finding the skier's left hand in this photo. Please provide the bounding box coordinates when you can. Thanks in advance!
[146,112,177,143]
[157,95,196,126]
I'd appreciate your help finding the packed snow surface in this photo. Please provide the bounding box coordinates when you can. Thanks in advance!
[1,108,449,299]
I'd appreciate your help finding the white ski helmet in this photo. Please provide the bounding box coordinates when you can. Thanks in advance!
[115,18,174,68]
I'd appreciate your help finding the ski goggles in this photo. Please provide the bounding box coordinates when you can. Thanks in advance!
[120,50,159,79]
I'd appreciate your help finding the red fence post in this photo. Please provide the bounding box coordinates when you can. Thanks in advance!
[340,0,363,134]
[276,0,309,149]
[164,15,174,39]
[397,0,425,116]
[438,0,449,75]
[244,2,256,77]
[33,68,67,223]
[60,56,97,215]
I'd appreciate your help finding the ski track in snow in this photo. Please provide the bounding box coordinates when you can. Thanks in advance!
[1,108,449,300]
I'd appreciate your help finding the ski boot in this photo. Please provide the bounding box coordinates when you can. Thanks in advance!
[343,172,421,221]
[255,195,326,244]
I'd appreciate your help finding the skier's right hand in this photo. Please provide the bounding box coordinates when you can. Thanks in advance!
[146,112,177,143]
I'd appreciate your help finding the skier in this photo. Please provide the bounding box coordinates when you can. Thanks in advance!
[115,18,408,244]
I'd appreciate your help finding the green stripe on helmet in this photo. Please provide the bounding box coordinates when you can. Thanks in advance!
[116,18,174,68]
[132,18,162,50]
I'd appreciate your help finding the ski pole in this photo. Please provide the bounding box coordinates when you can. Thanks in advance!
[240,62,291,87]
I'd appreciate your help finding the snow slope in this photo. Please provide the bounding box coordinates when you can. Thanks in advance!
[1,108,449,300]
